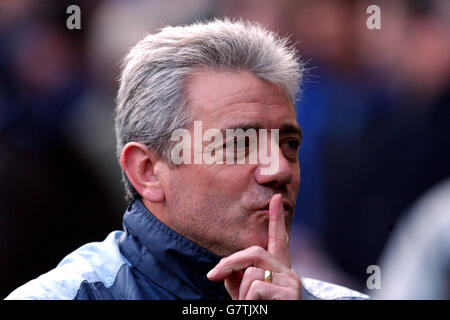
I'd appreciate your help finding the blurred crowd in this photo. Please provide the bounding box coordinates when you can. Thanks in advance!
[0,0,448,298]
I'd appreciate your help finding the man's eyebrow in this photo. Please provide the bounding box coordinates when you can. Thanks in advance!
[279,123,303,141]
[221,122,303,140]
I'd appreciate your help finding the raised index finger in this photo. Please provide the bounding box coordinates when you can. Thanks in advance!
[268,193,291,268]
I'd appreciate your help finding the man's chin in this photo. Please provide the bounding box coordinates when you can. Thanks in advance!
[238,233,269,252]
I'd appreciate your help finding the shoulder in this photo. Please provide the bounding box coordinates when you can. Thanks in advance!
[301,277,371,300]
[5,231,128,300]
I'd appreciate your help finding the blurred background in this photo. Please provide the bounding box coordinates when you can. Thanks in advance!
[0,0,448,299]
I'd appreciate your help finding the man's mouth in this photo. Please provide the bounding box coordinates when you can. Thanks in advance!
[254,199,293,216]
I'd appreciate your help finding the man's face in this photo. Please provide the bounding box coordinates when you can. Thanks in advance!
[161,70,301,257]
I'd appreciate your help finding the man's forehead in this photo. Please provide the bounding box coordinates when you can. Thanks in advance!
[185,69,297,127]
[185,70,291,109]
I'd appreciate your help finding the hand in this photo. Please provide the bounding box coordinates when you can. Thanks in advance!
[207,194,302,300]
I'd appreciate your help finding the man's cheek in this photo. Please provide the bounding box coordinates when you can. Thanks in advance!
[293,169,301,191]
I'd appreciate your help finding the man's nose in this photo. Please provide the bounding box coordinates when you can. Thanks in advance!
[254,143,292,188]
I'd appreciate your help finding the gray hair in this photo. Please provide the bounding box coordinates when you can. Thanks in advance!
[115,18,304,202]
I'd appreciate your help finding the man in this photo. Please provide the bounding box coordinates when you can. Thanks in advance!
[6,19,368,300]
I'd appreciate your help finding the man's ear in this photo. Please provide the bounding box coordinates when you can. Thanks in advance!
[120,142,165,203]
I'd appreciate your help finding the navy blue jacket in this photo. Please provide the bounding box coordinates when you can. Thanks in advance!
[5,199,369,300]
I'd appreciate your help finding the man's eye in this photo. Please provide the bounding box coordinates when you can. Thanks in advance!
[281,138,300,150]
[281,139,301,160]
[287,139,300,150]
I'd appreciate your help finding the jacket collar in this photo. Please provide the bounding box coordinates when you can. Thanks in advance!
[118,199,231,300]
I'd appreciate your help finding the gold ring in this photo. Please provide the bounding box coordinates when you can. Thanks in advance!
[264,270,273,283]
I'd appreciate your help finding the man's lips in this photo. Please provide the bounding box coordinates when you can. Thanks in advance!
[254,199,293,216]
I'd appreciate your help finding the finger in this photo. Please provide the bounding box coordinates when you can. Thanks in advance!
[239,267,264,300]
[245,280,301,300]
[238,267,299,299]
[268,194,291,267]
[223,270,243,300]
[207,246,288,282]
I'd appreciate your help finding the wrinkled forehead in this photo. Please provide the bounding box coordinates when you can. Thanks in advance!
[183,69,297,130]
